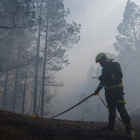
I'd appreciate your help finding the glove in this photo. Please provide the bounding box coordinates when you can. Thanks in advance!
[94,90,99,96]
[99,75,107,82]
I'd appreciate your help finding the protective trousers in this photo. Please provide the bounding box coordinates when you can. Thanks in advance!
[105,87,132,132]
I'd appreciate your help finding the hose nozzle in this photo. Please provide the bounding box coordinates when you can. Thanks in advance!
[92,77,99,79]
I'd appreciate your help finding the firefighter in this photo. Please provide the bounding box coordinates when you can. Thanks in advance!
[94,53,135,139]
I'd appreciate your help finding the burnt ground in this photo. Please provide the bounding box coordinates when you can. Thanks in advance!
[0,110,140,140]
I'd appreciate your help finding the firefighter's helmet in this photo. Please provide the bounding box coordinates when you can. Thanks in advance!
[95,53,109,63]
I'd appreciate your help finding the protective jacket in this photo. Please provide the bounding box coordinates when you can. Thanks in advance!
[96,61,123,92]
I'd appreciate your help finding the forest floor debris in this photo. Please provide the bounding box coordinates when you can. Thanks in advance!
[0,110,140,140]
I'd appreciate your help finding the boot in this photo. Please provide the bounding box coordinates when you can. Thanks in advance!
[126,130,135,140]
[102,124,116,131]
[125,121,135,139]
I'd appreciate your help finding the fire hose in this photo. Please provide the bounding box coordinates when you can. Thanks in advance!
[51,92,140,131]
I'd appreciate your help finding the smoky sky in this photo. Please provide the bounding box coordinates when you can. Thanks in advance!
[53,0,140,120]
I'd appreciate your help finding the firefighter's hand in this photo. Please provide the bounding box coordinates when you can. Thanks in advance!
[94,90,99,96]
[99,75,107,82]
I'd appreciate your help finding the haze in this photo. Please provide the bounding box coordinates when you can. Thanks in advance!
[54,0,140,120]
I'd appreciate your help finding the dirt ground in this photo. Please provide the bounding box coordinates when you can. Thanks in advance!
[0,110,140,140]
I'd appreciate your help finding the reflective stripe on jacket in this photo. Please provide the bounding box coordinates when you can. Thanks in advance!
[105,82,123,89]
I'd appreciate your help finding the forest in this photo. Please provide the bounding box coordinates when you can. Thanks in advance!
[1,0,140,139]
[0,0,81,118]
[0,0,140,121]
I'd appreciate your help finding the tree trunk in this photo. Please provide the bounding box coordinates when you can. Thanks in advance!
[33,0,43,115]
[2,71,9,110]
[98,103,99,122]
[13,45,20,112]
[131,19,138,48]
[2,48,10,110]
[37,86,41,114]
[30,78,34,115]
[41,15,49,118]
[22,68,27,114]
[83,102,84,121]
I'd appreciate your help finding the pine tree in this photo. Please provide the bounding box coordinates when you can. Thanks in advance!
[0,0,36,29]
[114,0,140,84]
[40,0,81,117]
[114,0,140,112]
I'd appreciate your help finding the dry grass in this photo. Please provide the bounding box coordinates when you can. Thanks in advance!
[0,110,140,140]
